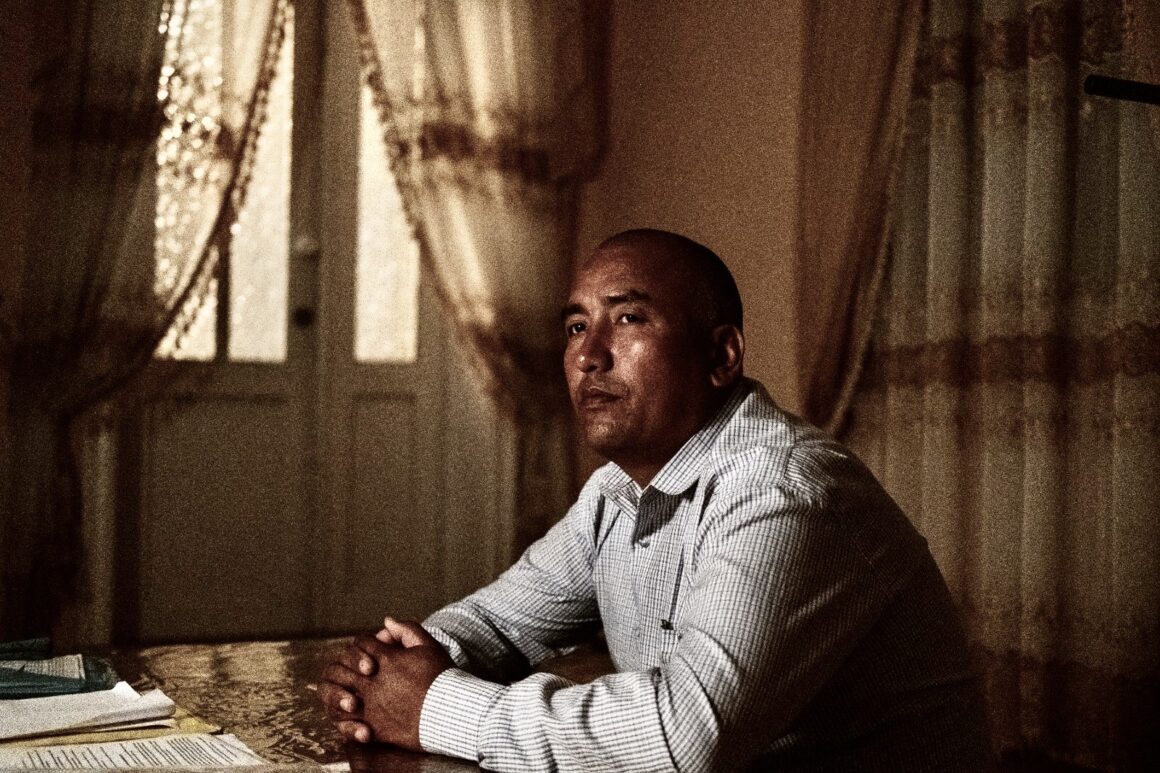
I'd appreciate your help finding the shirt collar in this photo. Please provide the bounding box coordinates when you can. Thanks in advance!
[597,379,753,503]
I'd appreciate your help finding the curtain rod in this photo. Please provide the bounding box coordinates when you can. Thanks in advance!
[1084,74,1160,107]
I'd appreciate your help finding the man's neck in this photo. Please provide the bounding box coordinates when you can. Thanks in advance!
[620,462,663,490]
[616,384,739,489]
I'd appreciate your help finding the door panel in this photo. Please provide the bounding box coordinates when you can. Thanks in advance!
[339,395,437,624]
[138,395,309,640]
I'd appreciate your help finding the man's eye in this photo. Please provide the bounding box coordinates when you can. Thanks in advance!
[619,313,642,323]
[566,322,586,337]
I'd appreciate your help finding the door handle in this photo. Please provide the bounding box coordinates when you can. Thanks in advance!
[292,307,315,328]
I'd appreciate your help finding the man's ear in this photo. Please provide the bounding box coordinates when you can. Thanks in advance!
[708,324,744,388]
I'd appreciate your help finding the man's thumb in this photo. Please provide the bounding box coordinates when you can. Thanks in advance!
[382,616,431,648]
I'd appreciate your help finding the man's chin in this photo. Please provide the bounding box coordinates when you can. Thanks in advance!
[580,424,632,459]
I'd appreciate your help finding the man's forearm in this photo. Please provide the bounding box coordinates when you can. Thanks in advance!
[420,506,602,683]
[419,667,681,772]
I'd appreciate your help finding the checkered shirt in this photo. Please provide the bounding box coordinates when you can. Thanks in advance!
[419,379,989,771]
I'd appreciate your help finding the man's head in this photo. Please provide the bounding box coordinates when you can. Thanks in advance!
[562,229,745,486]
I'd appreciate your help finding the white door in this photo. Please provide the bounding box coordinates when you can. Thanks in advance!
[118,0,504,643]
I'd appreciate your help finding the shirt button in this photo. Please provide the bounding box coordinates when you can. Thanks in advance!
[637,538,650,548]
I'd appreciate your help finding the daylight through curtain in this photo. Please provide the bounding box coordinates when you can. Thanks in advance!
[844,0,1159,767]
[350,0,605,561]
[0,0,288,639]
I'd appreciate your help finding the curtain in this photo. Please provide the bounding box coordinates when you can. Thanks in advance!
[796,0,924,433]
[844,0,1159,767]
[1124,0,1160,150]
[0,0,288,640]
[350,0,605,562]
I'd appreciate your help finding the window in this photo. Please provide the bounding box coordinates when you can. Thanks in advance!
[154,0,418,364]
[355,83,420,363]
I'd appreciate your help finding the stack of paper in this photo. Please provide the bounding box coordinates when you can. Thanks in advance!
[0,681,176,741]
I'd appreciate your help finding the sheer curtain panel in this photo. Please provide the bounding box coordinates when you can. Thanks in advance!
[1,0,287,640]
[350,0,606,563]
[845,0,1159,767]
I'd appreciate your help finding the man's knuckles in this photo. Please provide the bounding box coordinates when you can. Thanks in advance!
[336,720,371,744]
[325,640,373,675]
[354,637,398,667]
[321,662,364,689]
[317,682,354,710]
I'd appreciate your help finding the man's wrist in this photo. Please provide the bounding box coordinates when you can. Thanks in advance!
[422,624,471,669]
[418,668,506,761]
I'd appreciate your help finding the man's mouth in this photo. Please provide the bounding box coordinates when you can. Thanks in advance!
[578,386,621,408]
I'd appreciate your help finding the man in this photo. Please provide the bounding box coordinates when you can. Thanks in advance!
[320,229,990,771]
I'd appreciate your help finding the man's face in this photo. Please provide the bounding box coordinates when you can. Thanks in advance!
[562,246,715,483]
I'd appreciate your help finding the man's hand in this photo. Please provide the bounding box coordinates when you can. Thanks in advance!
[318,616,408,742]
[318,618,454,750]
[318,635,376,743]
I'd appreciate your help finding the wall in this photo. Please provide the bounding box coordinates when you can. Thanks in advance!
[578,0,805,410]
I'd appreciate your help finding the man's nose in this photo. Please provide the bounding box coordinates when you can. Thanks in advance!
[575,325,611,372]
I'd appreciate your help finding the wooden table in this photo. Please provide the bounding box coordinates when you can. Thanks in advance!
[110,638,612,771]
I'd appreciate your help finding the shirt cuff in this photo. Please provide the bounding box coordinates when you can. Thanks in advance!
[422,625,471,669]
[419,668,506,761]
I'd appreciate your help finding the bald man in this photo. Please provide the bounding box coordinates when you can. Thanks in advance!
[320,230,991,771]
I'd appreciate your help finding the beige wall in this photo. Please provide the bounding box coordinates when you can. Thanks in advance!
[578,0,805,410]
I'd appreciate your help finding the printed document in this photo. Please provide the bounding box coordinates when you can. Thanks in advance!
[0,733,267,769]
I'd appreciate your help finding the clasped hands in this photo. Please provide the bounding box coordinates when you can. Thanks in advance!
[318,617,454,750]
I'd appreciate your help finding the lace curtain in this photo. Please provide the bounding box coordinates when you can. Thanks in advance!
[349,0,605,560]
[0,0,288,638]
[844,0,1159,766]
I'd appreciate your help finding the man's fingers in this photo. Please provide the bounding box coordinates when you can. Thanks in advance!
[317,680,360,716]
[352,633,397,668]
[329,640,378,677]
[336,720,372,744]
[382,617,435,648]
[321,662,364,692]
